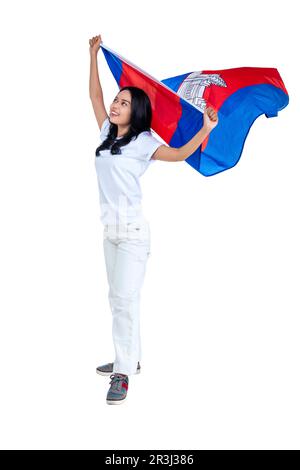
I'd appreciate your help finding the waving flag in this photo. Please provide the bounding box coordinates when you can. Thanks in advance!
[100,44,289,176]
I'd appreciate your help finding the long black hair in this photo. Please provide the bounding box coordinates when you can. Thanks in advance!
[95,86,153,156]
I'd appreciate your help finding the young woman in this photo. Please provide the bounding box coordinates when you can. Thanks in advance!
[89,34,218,405]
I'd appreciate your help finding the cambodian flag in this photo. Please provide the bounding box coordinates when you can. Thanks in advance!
[100,44,289,176]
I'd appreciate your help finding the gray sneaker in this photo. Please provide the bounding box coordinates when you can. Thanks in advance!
[96,361,141,376]
[106,373,129,405]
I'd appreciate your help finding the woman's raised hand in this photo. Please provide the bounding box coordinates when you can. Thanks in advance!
[89,35,103,55]
[203,106,219,132]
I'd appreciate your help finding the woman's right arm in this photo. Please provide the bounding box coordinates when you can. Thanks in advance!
[89,35,108,130]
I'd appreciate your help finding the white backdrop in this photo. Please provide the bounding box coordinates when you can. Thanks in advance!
[0,0,299,450]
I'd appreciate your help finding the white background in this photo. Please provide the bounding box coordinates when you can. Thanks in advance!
[0,0,299,450]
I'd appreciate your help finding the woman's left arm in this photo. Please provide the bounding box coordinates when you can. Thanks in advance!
[152,106,218,162]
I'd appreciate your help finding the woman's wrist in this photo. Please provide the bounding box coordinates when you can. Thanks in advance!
[202,124,211,135]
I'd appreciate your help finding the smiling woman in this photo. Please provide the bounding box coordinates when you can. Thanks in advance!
[88,34,216,406]
[89,34,165,406]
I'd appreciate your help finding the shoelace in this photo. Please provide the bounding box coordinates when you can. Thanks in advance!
[109,373,128,391]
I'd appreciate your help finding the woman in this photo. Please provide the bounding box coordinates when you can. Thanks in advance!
[89,34,218,405]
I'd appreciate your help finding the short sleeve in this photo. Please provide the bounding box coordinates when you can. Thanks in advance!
[100,117,110,141]
[139,132,163,161]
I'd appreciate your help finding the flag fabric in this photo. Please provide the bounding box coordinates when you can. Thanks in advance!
[100,44,289,176]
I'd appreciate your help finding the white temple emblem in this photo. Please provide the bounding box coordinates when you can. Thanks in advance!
[177,72,227,112]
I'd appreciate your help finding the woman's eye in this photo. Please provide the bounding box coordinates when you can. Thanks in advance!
[113,99,127,105]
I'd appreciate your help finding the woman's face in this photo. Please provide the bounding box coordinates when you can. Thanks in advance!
[109,90,132,126]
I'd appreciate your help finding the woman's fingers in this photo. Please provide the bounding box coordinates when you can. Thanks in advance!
[207,107,217,119]
[89,35,102,46]
[205,106,218,122]
[89,36,100,47]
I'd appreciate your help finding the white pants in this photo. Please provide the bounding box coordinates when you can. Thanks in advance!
[103,219,151,376]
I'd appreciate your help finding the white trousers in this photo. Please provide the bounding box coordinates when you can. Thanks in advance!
[103,219,151,376]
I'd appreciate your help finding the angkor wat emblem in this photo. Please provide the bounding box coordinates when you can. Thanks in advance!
[177,72,227,112]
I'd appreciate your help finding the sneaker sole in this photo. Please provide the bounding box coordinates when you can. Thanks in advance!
[106,397,127,405]
[96,368,140,376]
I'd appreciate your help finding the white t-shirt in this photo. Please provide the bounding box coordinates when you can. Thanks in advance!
[94,117,163,225]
